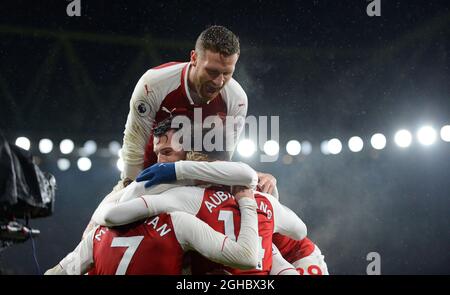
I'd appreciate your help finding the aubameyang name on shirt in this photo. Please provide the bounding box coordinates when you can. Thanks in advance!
[204,191,234,213]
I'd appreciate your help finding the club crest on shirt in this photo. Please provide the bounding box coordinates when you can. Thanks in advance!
[135,100,151,117]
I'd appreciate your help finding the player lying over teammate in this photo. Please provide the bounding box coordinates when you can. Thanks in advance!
[45,187,260,275]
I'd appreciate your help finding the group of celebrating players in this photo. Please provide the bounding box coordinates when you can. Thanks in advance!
[45,25,328,275]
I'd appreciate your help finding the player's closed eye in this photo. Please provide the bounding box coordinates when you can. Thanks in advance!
[206,69,220,77]
[159,148,174,156]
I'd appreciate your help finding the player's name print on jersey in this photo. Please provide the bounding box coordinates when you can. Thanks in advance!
[94,228,109,241]
[204,190,234,213]
[146,216,172,237]
[257,199,273,220]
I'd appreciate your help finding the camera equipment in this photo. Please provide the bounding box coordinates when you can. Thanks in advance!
[0,132,56,250]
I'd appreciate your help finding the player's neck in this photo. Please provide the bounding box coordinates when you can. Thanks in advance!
[187,65,209,105]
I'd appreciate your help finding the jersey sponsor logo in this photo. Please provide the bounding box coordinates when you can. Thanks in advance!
[147,216,172,237]
[135,100,151,117]
[204,191,234,213]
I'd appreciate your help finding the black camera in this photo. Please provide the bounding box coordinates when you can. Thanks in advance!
[0,132,56,248]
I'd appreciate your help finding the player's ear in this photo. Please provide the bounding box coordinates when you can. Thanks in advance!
[190,50,197,66]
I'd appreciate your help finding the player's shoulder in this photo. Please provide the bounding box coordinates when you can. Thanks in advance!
[141,62,187,87]
[223,77,248,103]
[254,191,279,205]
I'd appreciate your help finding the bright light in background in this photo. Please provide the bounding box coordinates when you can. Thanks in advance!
[320,140,330,155]
[286,140,301,156]
[237,139,256,158]
[57,158,70,171]
[39,138,53,154]
[117,148,123,158]
[441,125,450,142]
[263,140,279,156]
[15,137,31,150]
[394,129,412,148]
[417,126,437,146]
[116,158,124,172]
[60,139,75,154]
[83,140,97,155]
[77,157,92,171]
[348,136,363,152]
[109,141,121,155]
[301,141,312,155]
[371,133,386,150]
[328,138,342,155]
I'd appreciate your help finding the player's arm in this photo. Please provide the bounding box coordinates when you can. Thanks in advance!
[93,187,202,227]
[82,186,131,239]
[223,79,247,158]
[265,193,308,240]
[45,228,96,275]
[271,185,279,200]
[175,160,258,188]
[270,244,299,275]
[121,70,158,181]
[89,181,145,227]
[136,161,258,189]
[171,188,258,270]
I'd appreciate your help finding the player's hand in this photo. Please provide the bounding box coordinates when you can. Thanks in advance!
[257,172,277,194]
[44,264,66,275]
[233,186,254,201]
[136,163,176,188]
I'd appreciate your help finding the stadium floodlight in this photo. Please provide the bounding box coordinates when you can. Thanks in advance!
[348,136,363,152]
[301,141,312,155]
[320,140,330,155]
[328,138,342,155]
[237,139,256,158]
[263,140,279,156]
[417,126,437,146]
[116,158,124,172]
[15,137,31,151]
[39,138,53,154]
[83,140,97,155]
[286,140,301,156]
[77,157,92,172]
[60,139,75,154]
[394,129,412,148]
[109,141,121,155]
[57,158,70,171]
[440,125,450,142]
[370,133,386,150]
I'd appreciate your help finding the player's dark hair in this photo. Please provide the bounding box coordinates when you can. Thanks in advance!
[195,25,240,56]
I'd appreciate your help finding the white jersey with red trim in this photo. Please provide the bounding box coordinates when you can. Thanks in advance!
[121,62,248,180]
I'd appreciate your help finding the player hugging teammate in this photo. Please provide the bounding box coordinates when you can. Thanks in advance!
[45,25,328,276]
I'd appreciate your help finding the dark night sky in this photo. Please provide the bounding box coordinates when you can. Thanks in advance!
[1,0,450,274]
